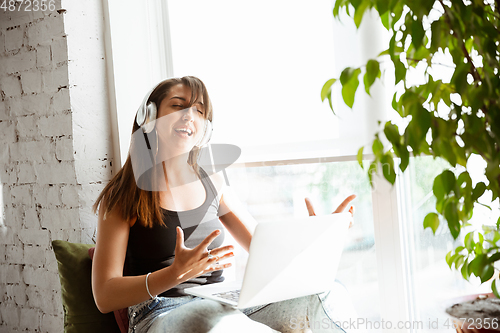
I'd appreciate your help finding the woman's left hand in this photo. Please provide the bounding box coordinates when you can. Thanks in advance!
[304,194,356,228]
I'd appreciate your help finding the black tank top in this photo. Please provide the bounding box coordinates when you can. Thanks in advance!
[125,168,225,297]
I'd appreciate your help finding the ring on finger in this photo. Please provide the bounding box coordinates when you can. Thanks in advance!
[207,250,214,260]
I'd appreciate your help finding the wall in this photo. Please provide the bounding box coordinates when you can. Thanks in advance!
[0,1,113,331]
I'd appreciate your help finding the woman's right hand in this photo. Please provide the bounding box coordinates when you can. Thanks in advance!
[171,227,234,282]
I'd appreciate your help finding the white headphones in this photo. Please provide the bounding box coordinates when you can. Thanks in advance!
[136,84,212,147]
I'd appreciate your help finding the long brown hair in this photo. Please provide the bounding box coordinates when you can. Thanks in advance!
[92,76,213,228]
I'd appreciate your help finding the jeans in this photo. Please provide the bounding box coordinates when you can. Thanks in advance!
[127,281,356,333]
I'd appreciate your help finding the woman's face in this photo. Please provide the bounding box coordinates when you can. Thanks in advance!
[155,83,206,153]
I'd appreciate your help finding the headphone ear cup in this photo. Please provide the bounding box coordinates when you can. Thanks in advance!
[147,102,157,121]
[196,120,212,147]
[136,104,147,129]
[142,102,157,133]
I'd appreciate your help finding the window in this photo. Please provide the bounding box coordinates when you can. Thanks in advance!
[105,0,386,165]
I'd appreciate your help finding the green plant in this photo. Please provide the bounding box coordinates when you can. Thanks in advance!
[322,0,500,294]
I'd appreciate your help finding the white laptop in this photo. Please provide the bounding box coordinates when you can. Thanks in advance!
[184,213,351,309]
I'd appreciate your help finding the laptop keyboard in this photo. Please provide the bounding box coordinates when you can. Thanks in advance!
[213,289,240,302]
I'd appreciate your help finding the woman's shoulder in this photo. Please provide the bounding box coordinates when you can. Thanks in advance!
[98,199,138,228]
[208,171,224,188]
[200,168,226,199]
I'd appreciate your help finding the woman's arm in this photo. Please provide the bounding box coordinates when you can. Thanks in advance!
[218,188,255,252]
[91,204,233,313]
[208,172,255,252]
[91,205,173,313]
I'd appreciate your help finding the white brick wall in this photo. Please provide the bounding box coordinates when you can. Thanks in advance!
[0,1,114,332]
[5,26,23,52]
[36,45,51,68]
[0,100,7,120]
[20,71,43,94]
[4,51,37,74]
[0,75,22,96]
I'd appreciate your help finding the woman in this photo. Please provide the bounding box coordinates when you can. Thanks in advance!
[91,76,356,333]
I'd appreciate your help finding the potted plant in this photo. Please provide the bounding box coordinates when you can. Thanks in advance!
[321,0,500,327]
[443,293,500,332]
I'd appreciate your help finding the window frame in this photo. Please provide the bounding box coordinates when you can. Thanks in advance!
[103,0,174,170]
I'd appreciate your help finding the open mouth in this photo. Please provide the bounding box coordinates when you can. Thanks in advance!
[175,128,193,136]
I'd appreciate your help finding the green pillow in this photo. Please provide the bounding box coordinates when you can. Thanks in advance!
[52,240,120,333]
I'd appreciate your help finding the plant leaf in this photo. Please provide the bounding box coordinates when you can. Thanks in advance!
[433,174,445,200]
[372,137,384,158]
[465,232,475,252]
[368,161,378,187]
[481,265,495,283]
[468,254,491,281]
[461,258,469,280]
[384,122,400,144]
[375,0,388,17]
[364,59,380,95]
[399,145,410,172]
[493,279,500,298]
[321,78,337,102]
[446,251,454,269]
[451,62,470,95]
[423,212,440,234]
[444,199,460,239]
[394,58,406,85]
[340,68,361,108]
[321,78,337,112]
[357,146,364,169]
[380,11,389,30]
[411,17,425,50]
[381,153,396,184]
[440,170,457,195]
[430,19,442,52]
[354,0,369,28]
[405,105,431,153]
[472,182,487,201]
[489,253,500,263]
